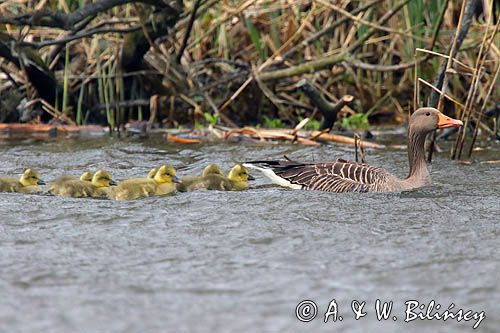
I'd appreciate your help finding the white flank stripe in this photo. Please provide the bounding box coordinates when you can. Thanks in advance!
[242,163,302,189]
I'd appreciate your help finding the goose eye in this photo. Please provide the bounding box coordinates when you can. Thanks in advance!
[425,112,431,116]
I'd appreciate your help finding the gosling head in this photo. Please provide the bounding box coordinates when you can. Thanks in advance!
[202,163,223,177]
[154,164,181,184]
[410,107,463,134]
[19,169,45,187]
[91,170,116,187]
[227,164,254,183]
[80,171,93,182]
[147,168,158,179]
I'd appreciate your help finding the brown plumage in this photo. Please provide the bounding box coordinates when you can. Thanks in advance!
[248,159,389,192]
[244,108,463,193]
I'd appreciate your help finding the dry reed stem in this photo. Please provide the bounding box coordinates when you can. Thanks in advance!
[40,99,76,125]
[0,0,498,139]
[455,15,499,159]
[418,78,465,109]
[186,0,257,51]
[426,0,467,163]
[467,60,500,157]
[315,0,427,42]
[218,1,317,114]
[415,48,476,72]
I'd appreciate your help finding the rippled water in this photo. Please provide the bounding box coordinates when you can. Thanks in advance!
[0,136,499,333]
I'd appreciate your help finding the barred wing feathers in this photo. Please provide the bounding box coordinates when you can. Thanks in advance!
[244,159,391,193]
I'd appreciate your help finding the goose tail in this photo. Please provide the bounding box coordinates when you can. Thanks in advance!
[243,161,303,189]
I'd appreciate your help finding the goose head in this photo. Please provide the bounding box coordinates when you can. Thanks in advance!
[227,164,254,183]
[410,107,463,134]
[202,163,223,177]
[19,169,45,186]
[154,164,181,184]
[147,168,158,179]
[92,170,116,187]
[80,171,93,182]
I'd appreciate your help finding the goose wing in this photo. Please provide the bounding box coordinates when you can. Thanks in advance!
[244,159,390,193]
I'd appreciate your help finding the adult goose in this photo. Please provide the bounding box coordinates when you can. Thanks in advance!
[243,107,463,193]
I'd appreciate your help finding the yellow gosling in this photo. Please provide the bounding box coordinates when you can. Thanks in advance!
[50,171,93,187]
[49,171,93,195]
[147,168,158,179]
[179,164,253,191]
[153,165,180,195]
[0,169,45,193]
[112,164,180,200]
[177,163,223,192]
[80,171,93,182]
[202,164,223,177]
[220,164,253,191]
[50,170,116,198]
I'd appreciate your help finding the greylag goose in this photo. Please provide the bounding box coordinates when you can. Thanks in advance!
[243,107,463,193]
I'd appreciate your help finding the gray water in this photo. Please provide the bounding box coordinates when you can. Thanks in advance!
[0,136,499,333]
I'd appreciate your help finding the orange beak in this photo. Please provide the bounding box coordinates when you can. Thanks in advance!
[437,112,463,129]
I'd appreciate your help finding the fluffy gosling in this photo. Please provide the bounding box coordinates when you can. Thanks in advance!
[49,170,116,198]
[112,164,180,200]
[176,163,223,192]
[178,164,253,191]
[0,169,45,193]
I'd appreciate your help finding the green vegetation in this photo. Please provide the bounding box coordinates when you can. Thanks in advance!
[0,0,497,148]
[302,119,321,131]
[261,116,284,129]
[203,112,220,126]
[341,113,370,131]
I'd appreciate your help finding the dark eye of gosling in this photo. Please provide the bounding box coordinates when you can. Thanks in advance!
[425,112,431,116]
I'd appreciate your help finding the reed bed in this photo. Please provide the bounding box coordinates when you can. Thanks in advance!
[0,0,498,155]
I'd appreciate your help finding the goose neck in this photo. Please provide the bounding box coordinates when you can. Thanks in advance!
[406,126,430,184]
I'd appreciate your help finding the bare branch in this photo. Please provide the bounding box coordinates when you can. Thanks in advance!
[18,26,141,49]
[0,0,174,30]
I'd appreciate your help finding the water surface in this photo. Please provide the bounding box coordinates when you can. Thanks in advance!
[0,136,499,333]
